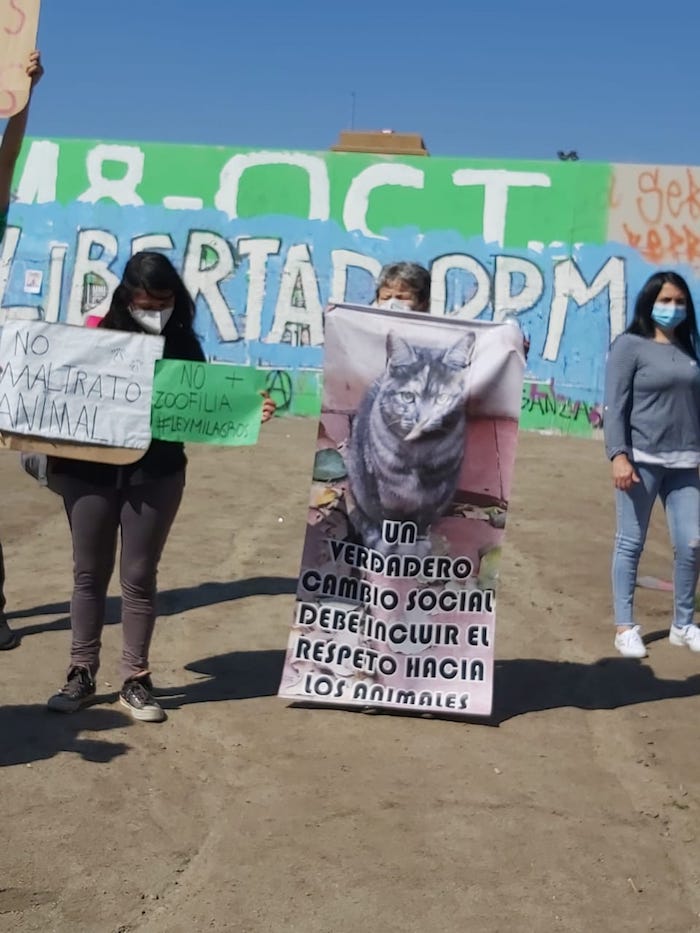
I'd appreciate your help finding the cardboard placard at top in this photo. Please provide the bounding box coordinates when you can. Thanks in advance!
[0,0,41,118]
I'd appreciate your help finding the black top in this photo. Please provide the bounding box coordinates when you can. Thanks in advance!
[49,325,206,488]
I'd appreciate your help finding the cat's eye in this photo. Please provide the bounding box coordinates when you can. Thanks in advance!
[436,393,450,403]
[400,391,415,402]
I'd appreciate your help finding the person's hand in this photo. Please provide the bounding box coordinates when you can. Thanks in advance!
[27,50,44,89]
[260,391,276,424]
[612,454,639,491]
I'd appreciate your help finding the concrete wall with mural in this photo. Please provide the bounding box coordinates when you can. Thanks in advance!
[2,138,699,433]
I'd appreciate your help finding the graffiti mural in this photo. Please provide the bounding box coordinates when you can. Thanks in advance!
[1,139,699,436]
[609,164,700,270]
[520,380,604,435]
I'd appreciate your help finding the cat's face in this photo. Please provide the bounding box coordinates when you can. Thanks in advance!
[377,331,475,440]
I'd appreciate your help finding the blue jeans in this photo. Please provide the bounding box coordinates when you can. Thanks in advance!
[613,464,700,627]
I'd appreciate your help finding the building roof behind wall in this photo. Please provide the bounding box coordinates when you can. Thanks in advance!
[330,130,430,156]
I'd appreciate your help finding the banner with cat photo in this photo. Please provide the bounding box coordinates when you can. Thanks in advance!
[278,303,525,718]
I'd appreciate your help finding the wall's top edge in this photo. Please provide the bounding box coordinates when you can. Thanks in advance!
[24,136,700,173]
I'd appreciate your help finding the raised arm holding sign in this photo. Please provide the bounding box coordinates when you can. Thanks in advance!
[0,15,42,651]
[0,47,43,219]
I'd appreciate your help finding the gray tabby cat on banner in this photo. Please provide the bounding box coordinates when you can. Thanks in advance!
[346,330,475,555]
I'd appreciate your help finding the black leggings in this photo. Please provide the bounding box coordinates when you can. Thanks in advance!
[60,471,185,680]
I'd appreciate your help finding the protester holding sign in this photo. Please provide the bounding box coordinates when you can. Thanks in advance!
[0,49,44,650]
[371,261,531,357]
[604,271,700,659]
[278,303,525,718]
[47,251,274,721]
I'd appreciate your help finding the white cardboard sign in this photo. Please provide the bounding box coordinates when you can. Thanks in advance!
[0,319,164,449]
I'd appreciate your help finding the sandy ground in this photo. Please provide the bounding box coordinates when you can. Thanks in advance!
[2,419,700,933]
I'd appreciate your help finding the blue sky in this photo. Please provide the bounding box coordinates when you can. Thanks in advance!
[11,0,700,164]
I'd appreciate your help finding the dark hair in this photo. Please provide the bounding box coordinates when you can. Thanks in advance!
[101,251,197,340]
[627,271,697,357]
[375,261,431,311]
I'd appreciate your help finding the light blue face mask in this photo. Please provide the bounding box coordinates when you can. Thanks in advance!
[651,302,687,330]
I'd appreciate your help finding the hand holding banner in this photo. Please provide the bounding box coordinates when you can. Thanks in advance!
[0,0,41,117]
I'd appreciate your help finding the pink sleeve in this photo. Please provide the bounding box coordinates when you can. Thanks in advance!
[84,314,103,328]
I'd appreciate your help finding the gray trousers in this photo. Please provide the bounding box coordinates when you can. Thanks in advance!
[60,471,185,680]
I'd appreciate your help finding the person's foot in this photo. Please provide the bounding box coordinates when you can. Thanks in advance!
[0,618,18,650]
[47,666,96,712]
[669,623,700,652]
[119,675,166,722]
[614,624,647,659]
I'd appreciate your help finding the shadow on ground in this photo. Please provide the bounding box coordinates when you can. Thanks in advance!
[7,576,298,640]
[282,633,700,726]
[0,702,132,767]
[159,649,285,709]
[489,638,700,724]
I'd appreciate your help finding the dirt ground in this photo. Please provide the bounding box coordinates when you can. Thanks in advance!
[2,419,700,933]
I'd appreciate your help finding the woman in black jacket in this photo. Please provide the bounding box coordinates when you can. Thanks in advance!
[47,251,272,721]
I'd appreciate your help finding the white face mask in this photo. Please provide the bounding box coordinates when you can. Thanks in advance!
[373,298,415,311]
[129,306,173,334]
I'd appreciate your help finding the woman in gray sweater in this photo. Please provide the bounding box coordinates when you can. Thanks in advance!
[604,271,700,659]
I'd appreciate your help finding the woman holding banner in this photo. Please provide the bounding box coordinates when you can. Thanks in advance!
[0,50,44,650]
[46,251,274,721]
[605,271,700,659]
[373,262,431,312]
[371,261,531,355]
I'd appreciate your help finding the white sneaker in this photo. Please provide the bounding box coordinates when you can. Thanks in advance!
[669,624,700,652]
[614,625,647,659]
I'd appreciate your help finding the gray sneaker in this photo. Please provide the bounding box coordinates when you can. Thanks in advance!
[119,675,166,722]
[0,617,18,650]
[47,666,96,712]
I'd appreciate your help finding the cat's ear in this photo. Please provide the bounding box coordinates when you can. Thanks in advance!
[386,331,416,368]
[443,332,476,370]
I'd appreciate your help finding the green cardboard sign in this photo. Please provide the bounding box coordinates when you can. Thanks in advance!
[151,360,264,446]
